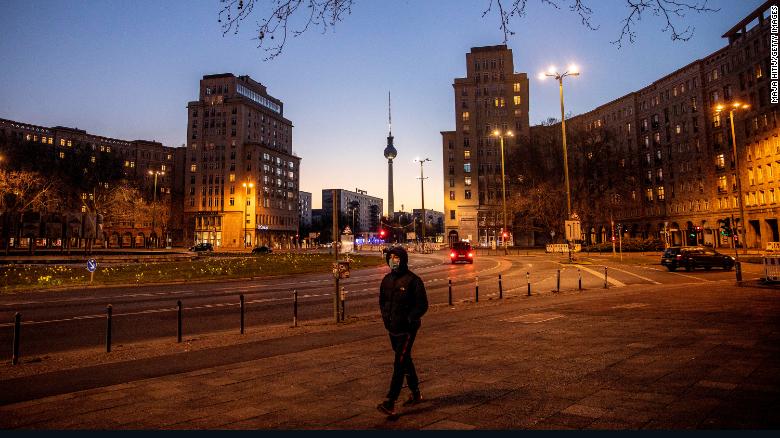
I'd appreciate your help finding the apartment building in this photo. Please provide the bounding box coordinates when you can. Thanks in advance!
[441,45,530,246]
[185,73,301,249]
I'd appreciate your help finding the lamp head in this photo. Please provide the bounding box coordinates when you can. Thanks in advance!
[537,72,547,81]
[567,64,579,75]
[547,65,556,75]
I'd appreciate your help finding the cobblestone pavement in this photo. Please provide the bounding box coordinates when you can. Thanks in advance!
[1,279,778,429]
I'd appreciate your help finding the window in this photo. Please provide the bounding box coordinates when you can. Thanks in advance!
[464,163,471,173]
[755,63,764,79]
[646,188,654,201]
[513,96,521,106]
[462,111,470,122]
[229,174,235,182]
[464,190,472,199]
[229,197,235,206]
[657,186,665,200]
[450,210,456,220]
[190,164,196,172]
[464,176,472,186]
[464,150,471,159]
[449,191,455,200]
[513,83,521,92]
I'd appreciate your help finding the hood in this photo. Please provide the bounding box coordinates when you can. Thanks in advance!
[384,246,409,272]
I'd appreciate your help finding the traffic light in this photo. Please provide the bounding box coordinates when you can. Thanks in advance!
[720,218,731,236]
[502,231,508,238]
[379,229,386,238]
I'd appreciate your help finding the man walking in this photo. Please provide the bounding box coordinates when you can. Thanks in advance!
[377,246,429,416]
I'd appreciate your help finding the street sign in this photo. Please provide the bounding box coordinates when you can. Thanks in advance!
[565,220,582,241]
[86,259,98,273]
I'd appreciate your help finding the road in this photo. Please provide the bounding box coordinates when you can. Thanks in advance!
[0,251,766,359]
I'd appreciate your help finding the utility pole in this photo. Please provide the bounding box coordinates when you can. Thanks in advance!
[332,189,341,322]
[416,158,431,250]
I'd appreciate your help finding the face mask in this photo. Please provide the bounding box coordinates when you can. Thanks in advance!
[388,258,400,271]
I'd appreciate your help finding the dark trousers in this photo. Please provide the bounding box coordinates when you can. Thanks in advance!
[386,329,419,401]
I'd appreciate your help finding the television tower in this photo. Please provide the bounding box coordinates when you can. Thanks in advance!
[383,92,397,217]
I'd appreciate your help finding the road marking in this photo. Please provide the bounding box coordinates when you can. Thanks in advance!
[502,312,564,324]
[612,303,649,309]
[667,271,712,282]
[602,265,661,284]
[576,265,626,287]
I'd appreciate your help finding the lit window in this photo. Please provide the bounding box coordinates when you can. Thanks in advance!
[464,176,472,186]
[90,156,96,163]
[449,191,455,200]
[161,164,167,171]
[464,163,471,173]
[130,161,135,168]
[59,152,65,159]
[462,111,470,122]
[513,83,521,93]
[513,96,521,106]
[190,164,196,172]
[464,150,471,159]
[229,174,235,182]
[60,139,65,146]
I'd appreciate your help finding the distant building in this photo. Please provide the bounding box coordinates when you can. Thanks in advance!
[298,191,312,229]
[321,189,383,237]
[184,73,301,249]
[413,208,444,235]
[441,45,530,247]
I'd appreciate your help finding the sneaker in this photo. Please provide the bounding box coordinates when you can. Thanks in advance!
[376,400,396,415]
[402,392,422,407]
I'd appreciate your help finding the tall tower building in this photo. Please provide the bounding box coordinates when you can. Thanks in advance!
[384,92,397,217]
[185,73,301,249]
[442,45,530,246]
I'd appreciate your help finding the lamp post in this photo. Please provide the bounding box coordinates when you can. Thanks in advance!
[242,181,254,248]
[716,102,750,279]
[539,64,580,219]
[148,170,165,248]
[491,130,513,255]
[415,157,431,250]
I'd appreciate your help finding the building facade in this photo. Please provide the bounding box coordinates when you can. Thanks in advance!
[442,45,530,247]
[321,188,383,237]
[0,117,179,248]
[526,1,779,250]
[185,73,301,249]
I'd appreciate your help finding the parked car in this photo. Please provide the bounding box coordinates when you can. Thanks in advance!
[251,245,272,254]
[661,246,735,272]
[450,241,474,264]
[189,242,214,252]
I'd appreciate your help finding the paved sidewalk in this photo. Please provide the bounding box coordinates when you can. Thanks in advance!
[1,280,779,429]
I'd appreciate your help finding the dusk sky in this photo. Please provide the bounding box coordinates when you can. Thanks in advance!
[0,0,764,214]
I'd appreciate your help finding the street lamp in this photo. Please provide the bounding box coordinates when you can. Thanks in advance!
[716,101,750,280]
[242,181,254,248]
[539,64,580,219]
[491,129,513,255]
[414,157,431,251]
[148,170,165,248]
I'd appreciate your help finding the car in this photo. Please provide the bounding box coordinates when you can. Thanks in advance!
[251,245,272,254]
[189,242,214,252]
[450,241,474,264]
[661,246,735,272]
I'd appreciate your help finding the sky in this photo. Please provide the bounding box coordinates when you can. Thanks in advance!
[0,0,766,214]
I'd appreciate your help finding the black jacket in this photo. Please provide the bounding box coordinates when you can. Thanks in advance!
[379,246,428,334]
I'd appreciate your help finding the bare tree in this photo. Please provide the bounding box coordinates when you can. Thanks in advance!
[219,0,718,60]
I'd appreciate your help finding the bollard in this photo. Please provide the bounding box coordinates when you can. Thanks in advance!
[578,269,582,291]
[498,274,503,299]
[475,276,479,303]
[177,300,182,343]
[526,272,531,296]
[106,305,113,353]
[556,269,560,292]
[240,294,245,334]
[293,289,298,327]
[604,267,608,289]
[448,279,453,306]
[340,287,347,321]
[735,261,743,283]
[12,312,21,365]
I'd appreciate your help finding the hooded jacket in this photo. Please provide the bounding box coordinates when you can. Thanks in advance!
[379,246,428,334]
